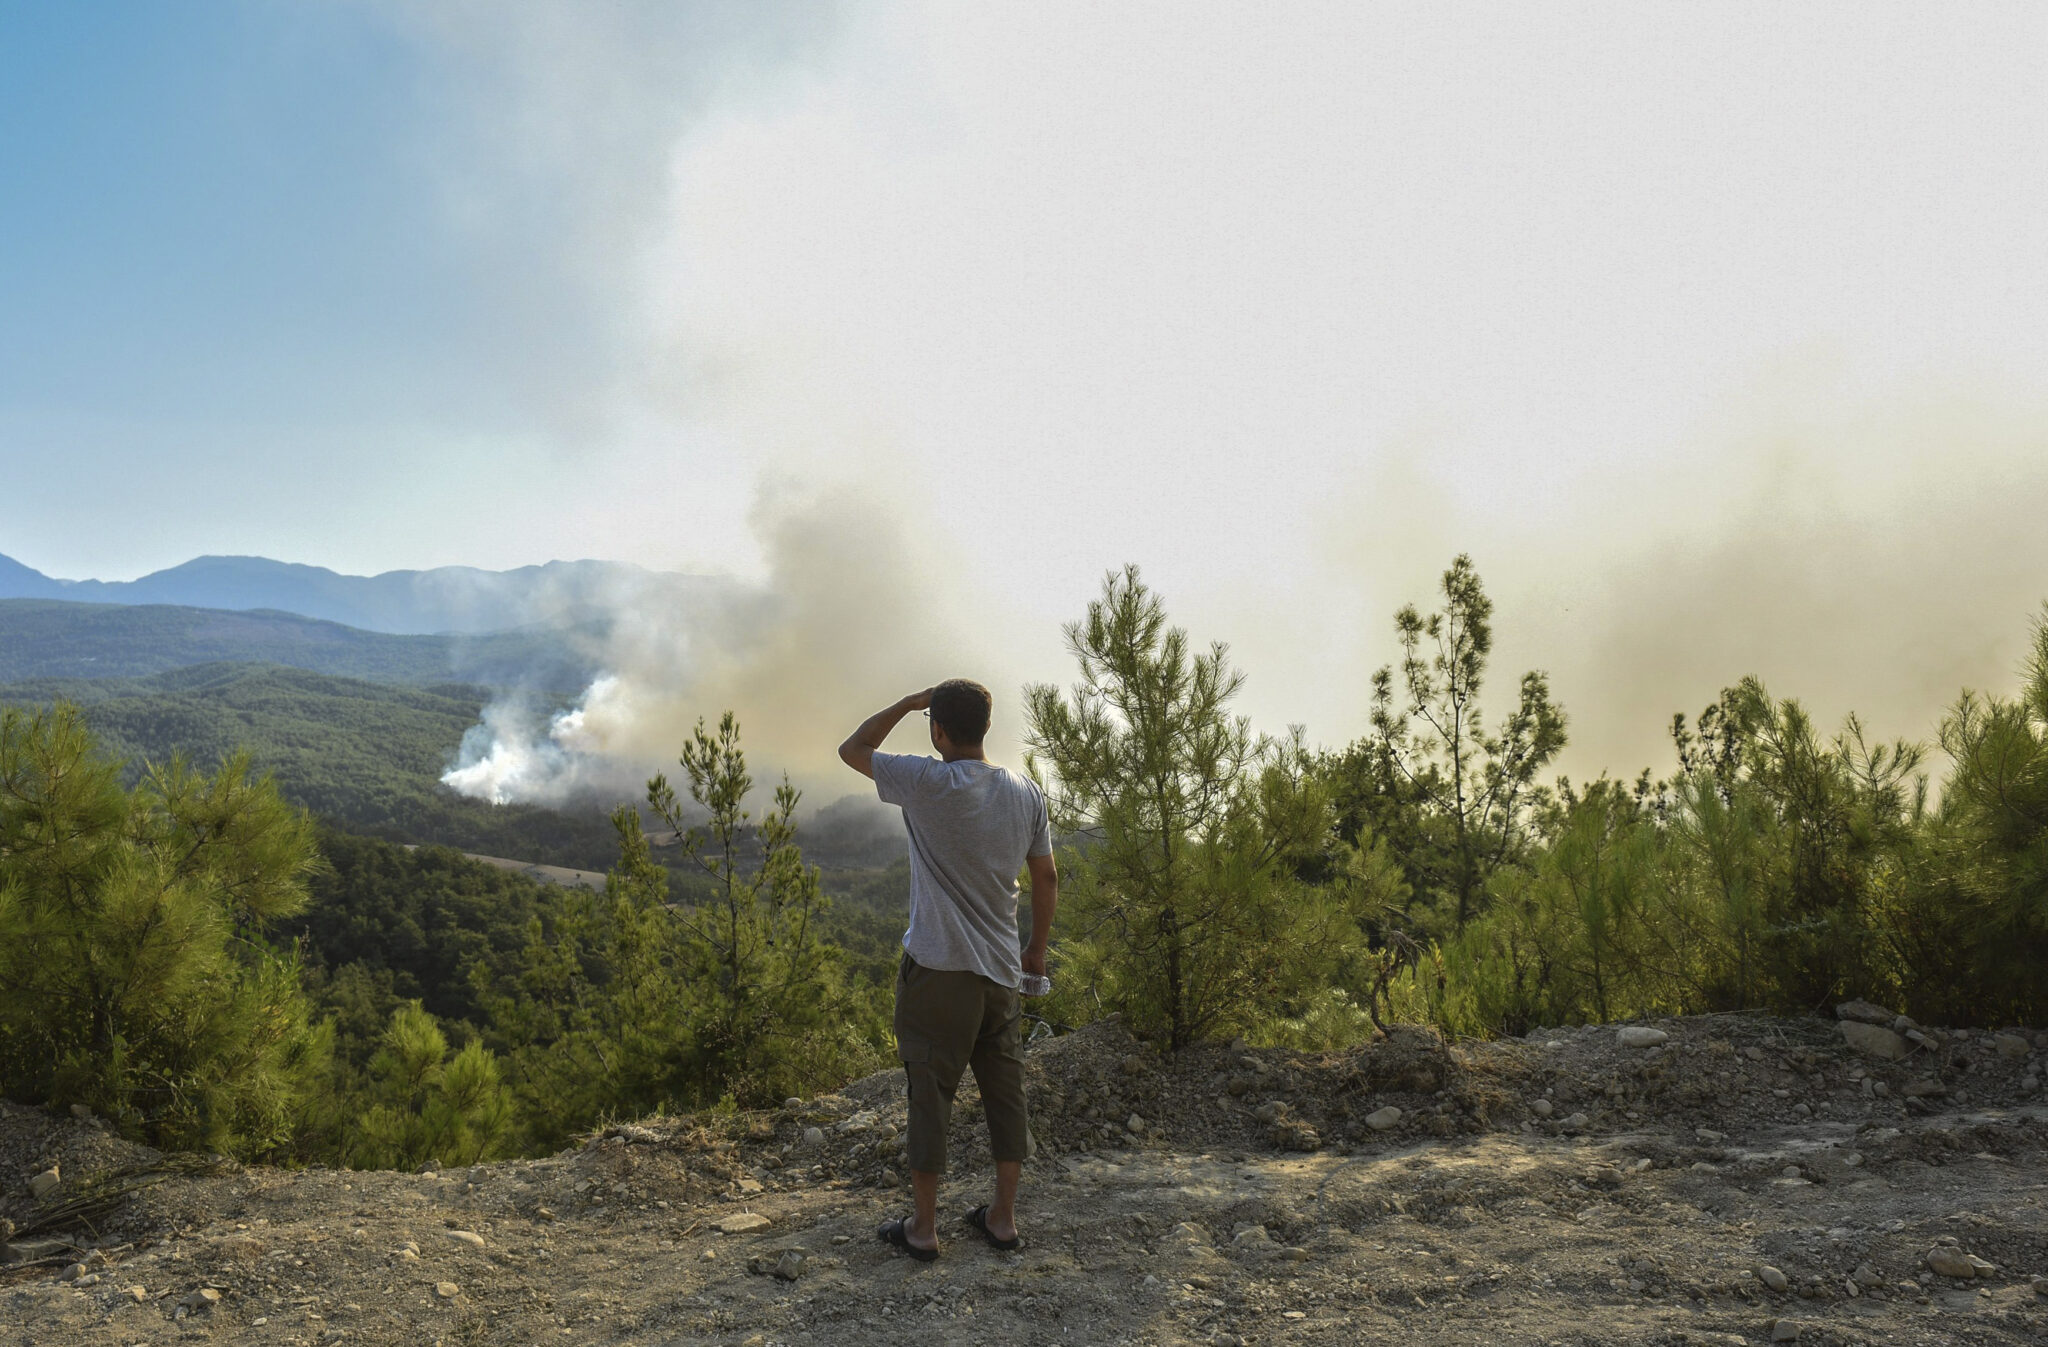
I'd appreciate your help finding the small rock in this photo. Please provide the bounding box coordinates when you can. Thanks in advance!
[1926,1247,1978,1278]
[1271,1121,1319,1151]
[1994,1033,2030,1059]
[1560,1112,1590,1132]
[1902,1078,1946,1098]
[1696,1127,1727,1142]
[749,1249,807,1280]
[879,1167,900,1187]
[1127,1113,1146,1132]
[180,1288,222,1314]
[699,1246,717,1262]
[1835,998,1893,1024]
[444,1229,486,1248]
[1770,1318,1807,1342]
[737,1178,764,1196]
[831,1234,851,1246]
[784,1097,803,1109]
[1617,1026,1669,1048]
[2029,1273,2047,1297]
[26,1167,60,1201]
[534,1206,556,1222]
[59,1262,88,1282]
[714,1212,772,1235]
[801,1127,825,1148]
[124,1285,147,1303]
[1532,1099,1553,1118]
[1965,1255,1996,1277]
[1759,1265,1790,1291]
[1837,1021,1909,1060]
[1121,1054,1149,1077]
[435,1282,460,1300]
[67,1103,92,1120]
[1230,1225,1275,1251]
[1364,1106,1402,1132]
[1253,1101,1287,1123]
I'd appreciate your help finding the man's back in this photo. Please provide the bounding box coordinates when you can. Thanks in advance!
[872,752,1051,989]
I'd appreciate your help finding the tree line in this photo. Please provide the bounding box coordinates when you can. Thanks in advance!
[2,557,2043,1166]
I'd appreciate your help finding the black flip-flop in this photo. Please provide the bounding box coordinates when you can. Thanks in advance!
[877,1217,939,1262]
[966,1204,1024,1251]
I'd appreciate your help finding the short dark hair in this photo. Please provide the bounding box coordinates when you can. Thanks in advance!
[930,678,992,746]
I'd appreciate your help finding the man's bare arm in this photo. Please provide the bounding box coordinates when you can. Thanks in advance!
[838,688,933,779]
[1022,850,1058,976]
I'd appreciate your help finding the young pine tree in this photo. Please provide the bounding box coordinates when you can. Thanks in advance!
[0,705,330,1156]
[648,713,862,1106]
[348,1002,515,1169]
[1025,567,1335,1049]
[1362,555,1567,930]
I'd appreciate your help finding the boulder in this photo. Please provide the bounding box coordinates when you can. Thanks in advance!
[25,1167,60,1201]
[1837,1022,1909,1060]
[714,1212,772,1235]
[1364,1106,1402,1132]
[1835,999,1893,1025]
[1994,1033,2031,1060]
[2,1238,74,1265]
[1616,1027,1669,1048]
[1926,1247,1978,1279]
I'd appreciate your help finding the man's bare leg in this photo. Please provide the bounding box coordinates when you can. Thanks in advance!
[983,1160,1021,1242]
[907,1169,940,1251]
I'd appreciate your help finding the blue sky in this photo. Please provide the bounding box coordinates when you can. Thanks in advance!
[4,3,2048,780]
[2,6,525,424]
[0,1,819,580]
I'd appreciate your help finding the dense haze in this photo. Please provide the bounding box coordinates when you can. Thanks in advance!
[6,4,2047,800]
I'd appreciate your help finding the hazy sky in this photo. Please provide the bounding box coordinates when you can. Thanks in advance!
[5,2,2048,784]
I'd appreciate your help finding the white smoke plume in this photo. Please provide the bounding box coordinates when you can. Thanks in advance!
[440,484,1022,810]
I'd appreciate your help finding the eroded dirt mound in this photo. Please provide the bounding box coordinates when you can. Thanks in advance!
[4,1011,2047,1346]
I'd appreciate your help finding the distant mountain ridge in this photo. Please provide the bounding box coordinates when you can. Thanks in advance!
[0,599,601,686]
[0,551,725,635]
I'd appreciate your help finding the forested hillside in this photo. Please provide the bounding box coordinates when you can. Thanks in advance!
[0,663,626,868]
[0,597,590,685]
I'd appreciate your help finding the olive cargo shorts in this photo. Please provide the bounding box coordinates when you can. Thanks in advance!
[893,952,1034,1175]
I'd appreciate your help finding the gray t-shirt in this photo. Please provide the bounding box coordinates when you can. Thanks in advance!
[871,752,1053,989]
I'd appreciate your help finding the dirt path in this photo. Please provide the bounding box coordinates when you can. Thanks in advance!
[6,1014,2047,1346]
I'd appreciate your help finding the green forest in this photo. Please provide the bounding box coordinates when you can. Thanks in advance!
[0,597,589,685]
[1,560,2044,1169]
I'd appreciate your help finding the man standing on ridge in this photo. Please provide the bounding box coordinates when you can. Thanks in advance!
[839,679,1057,1259]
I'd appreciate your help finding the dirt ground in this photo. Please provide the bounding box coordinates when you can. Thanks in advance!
[5,1010,2047,1347]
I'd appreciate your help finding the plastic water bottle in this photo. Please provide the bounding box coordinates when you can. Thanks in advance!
[1019,973,1052,998]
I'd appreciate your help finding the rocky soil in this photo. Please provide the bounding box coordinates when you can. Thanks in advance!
[5,1008,2048,1346]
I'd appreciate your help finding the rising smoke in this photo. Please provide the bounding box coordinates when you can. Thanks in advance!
[440,484,1020,810]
